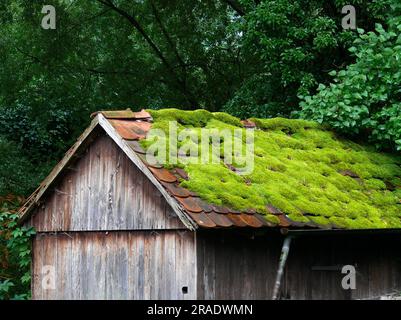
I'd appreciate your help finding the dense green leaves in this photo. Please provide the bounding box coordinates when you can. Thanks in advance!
[300,5,401,151]
[0,0,400,300]
[222,0,392,118]
[0,196,34,300]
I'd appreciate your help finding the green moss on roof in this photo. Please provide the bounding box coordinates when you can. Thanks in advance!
[143,109,401,229]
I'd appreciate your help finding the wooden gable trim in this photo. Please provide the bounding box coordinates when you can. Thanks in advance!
[18,116,100,224]
[97,114,197,231]
[18,114,198,231]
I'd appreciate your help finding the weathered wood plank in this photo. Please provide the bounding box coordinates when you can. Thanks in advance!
[32,230,197,300]
[30,134,185,232]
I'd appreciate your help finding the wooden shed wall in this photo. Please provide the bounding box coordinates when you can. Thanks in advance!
[32,230,196,300]
[283,234,401,300]
[196,231,281,299]
[29,134,184,231]
[196,231,401,300]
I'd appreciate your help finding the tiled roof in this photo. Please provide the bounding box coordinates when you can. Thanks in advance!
[101,110,277,229]
[19,108,401,231]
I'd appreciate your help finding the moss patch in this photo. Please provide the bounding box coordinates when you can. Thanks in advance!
[142,109,401,229]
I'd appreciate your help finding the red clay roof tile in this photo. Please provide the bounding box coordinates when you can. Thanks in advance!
[195,199,213,213]
[187,211,216,228]
[109,120,151,140]
[148,167,177,183]
[239,214,264,228]
[338,169,360,178]
[174,168,189,180]
[92,109,152,121]
[212,205,230,214]
[226,213,248,227]
[175,196,203,213]
[277,214,291,227]
[161,182,190,198]
[126,140,146,154]
[136,153,163,168]
[133,109,152,120]
[241,119,256,128]
[253,213,276,227]
[207,211,234,228]
[266,204,282,215]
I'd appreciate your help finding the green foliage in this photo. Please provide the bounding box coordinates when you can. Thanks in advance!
[0,196,35,300]
[222,0,392,118]
[142,109,401,229]
[0,137,48,195]
[299,4,401,151]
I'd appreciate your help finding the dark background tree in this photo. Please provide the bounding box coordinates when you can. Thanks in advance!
[0,0,399,299]
[0,0,395,192]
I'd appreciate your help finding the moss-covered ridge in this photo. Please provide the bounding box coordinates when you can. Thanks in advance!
[142,108,401,229]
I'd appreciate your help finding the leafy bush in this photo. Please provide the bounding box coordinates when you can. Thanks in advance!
[0,195,35,300]
[299,6,401,151]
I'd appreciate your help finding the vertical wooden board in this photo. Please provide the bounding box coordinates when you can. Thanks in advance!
[89,144,99,230]
[127,232,135,299]
[197,234,215,300]
[115,233,129,300]
[134,232,145,299]
[163,231,176,299]
[32,234,44,300]
[153,232,162,299]
[177,231,197,300]
[42,233,58,300]
[69,232,79,300]
[60,233,72,300]
[63,173,72,230]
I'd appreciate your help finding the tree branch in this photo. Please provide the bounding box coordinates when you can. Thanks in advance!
[149,0,186,72]
[96,0,200,108]
[221,0,245,16]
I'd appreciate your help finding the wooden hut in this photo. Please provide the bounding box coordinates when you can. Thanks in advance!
[18,109,401,300]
